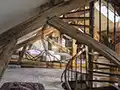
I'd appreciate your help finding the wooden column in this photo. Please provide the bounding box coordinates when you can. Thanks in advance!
[18,45,27,65]
[28,44,32,50]
[88,1,94,89]
[0,0,90,48]
[72,39,77,68]
[0,39,17,80]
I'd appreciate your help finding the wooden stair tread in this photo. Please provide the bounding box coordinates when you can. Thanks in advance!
[60,16,90,20]
[92,62,117,67]
[66,9,90,14]
[90,70,120,76]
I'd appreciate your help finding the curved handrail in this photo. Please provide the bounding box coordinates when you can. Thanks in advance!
[61,47,86,90]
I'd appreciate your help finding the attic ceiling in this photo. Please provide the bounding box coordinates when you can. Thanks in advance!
[0,0,120,33]
[0,0,48,34]
[0,0,120,49]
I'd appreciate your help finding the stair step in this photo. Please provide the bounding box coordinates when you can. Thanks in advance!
[60,17,90,20]
[92,62,117,67]
[66,9,90,14]
[89,80,118,83]
[69,23,90,28]
[64,80,118,83]
[97,56,110,63]
[94,67,110,70]
[93,74,109,77]
[90,70,120,77]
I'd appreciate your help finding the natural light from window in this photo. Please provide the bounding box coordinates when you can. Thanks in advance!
[95,2,120,22]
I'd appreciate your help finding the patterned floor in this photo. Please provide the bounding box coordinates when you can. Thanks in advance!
[0,68,64,90]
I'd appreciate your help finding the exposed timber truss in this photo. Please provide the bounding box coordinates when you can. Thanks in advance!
[47,17,120,67]
[0,0,120,84]
[0,39,17,80]
[0,0,92,79]
[0,0,90,48]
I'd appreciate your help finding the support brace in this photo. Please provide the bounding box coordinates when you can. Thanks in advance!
[0,0,90,48]
[0,39,17,80]
[47,17,120,67]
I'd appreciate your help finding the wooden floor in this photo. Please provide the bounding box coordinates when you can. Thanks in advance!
[0,68,64,90]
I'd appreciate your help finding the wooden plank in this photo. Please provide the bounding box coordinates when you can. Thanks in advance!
[69,23,90,28]
[0,39,17,80]
[65,9,90,14]
[0,0,91,47]
[47,17,120,67]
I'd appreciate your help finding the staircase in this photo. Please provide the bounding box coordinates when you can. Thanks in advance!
[47,0,120,90]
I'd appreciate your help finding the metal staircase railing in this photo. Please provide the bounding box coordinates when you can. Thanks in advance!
[59,0,120,90]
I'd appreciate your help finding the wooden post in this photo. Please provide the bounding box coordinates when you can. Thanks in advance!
[18,45,27,65]
[88,1,94,89]
[72,39,77,68]
[0,39,17,80]
[28,44,33,50]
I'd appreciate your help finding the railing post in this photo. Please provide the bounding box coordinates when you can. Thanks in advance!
[88,1,94,89]
[107,0,110,47]
[113,4,116,51]
[99,0,102,42]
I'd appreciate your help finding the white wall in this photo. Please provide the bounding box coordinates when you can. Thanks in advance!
[0,0,48,34]
[31,40,48,50]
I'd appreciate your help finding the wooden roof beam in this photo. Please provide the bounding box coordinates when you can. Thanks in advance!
[0,39,17,80]
[0,0,91,47]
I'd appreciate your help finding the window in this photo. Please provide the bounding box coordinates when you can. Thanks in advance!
[95,1,120,22]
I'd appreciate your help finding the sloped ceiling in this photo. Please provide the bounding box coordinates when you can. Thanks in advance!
[0,0,48,34]
[0,0,120,47]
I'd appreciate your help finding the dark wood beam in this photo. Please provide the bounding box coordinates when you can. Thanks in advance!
[18,45,27,65]
[47,17,120,67]
[0,0,91,48]
[0,39,17,80]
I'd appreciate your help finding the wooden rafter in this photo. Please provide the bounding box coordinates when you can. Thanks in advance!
[0,0,91,48]
[0,39,17,80]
